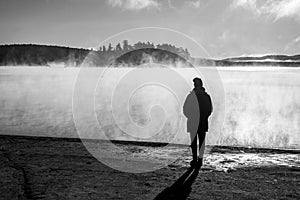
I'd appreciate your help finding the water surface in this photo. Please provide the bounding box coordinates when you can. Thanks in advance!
[0,66,299,149]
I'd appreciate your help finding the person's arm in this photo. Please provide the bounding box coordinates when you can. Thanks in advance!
[209,95,213,115]
[183,93,191,118]
[211,97,213,113]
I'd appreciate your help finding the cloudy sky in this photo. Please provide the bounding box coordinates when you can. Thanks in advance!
[0,0,299,58]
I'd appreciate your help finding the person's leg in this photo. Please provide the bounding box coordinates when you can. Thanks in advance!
[190,132,197,166]
[197,132,206,166]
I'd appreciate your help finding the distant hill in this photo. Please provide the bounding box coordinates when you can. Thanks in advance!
[0,44,299,67]
[222,54,300,62]
[191,54,300,67]
[113,48,194,67]
[211,54,300,67]
[0,44,90,66]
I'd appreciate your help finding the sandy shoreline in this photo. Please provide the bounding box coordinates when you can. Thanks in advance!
[0,135,299,200]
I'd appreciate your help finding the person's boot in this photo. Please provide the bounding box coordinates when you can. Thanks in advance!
[190,159,197,167]
[197,157,203,168]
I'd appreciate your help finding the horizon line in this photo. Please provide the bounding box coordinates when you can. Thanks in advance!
[1,43,299,60]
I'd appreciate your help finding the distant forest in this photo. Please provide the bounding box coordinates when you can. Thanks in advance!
[0,41,190,67]
[1,42,299,67]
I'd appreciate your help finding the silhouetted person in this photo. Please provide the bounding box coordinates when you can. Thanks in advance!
[183,77,213,167]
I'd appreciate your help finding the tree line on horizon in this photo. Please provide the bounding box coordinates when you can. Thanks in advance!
[0,41,191,67]
[98,40,190,57]
[1,42,299,67]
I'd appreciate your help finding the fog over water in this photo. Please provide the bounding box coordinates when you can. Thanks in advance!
[0,66,299,149]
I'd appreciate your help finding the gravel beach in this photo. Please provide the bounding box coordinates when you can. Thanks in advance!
[0,135,299,200]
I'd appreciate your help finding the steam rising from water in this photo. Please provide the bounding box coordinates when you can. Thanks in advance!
[94,66,190,144]
[219,67,300,148]
[0,66,299,149]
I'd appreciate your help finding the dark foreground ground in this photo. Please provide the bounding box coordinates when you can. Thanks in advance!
[0,135,299,200]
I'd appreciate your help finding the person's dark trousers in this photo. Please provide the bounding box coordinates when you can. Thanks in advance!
[190,132,206,163]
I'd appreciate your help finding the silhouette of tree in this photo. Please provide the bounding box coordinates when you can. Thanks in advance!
[115,43,122,52]
[122,40,129,52]
[147,41,155,48]
[108,43,113,52]
[133,41,145,49]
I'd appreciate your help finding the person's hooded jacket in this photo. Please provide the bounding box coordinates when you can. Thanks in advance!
[183,86,213,133]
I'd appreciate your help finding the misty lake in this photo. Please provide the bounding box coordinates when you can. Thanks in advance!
[0,66,299,149]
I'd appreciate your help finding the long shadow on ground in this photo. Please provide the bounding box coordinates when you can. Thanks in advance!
[154,164,201,200]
